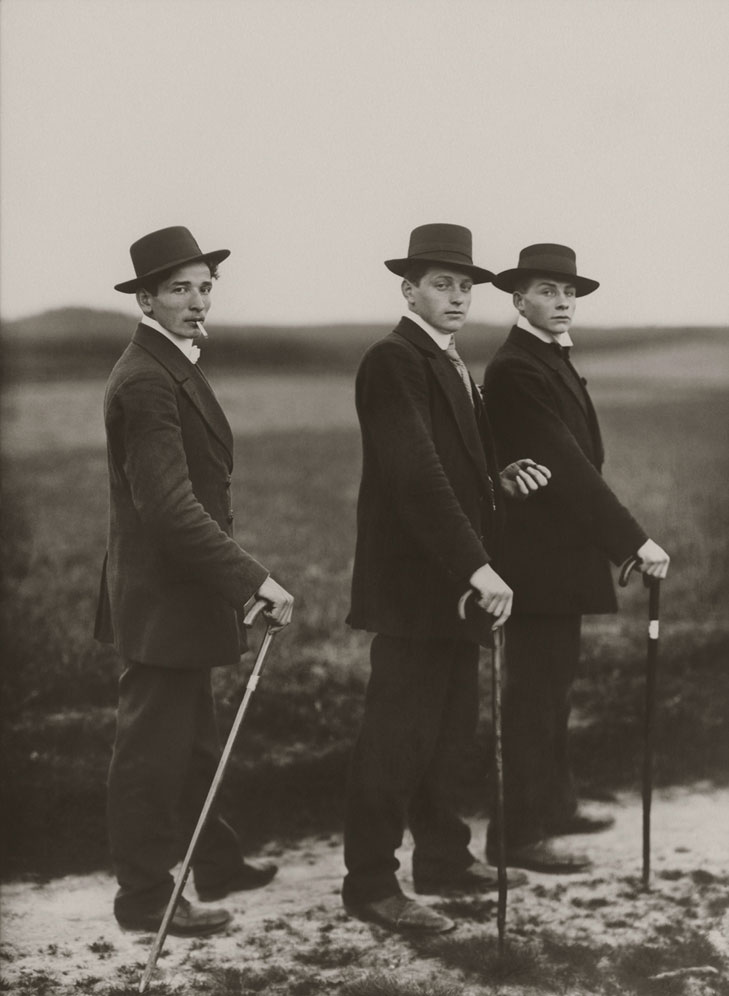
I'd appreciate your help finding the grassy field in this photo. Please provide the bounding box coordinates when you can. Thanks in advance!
[2,331,729,884]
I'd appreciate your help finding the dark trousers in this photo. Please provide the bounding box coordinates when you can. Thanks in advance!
[343,634,479,904]
[488,614,581,851]
[107,663,244,919]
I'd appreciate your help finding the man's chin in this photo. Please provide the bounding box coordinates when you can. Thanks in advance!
[437,318,466,334]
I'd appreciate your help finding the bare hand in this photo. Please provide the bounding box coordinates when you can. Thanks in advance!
[468,563,513,629]
[636,539,670,579]
[255,575,294,630]
[500,458,551,501]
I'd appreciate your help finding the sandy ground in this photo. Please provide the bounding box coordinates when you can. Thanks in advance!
[2,787,729,995]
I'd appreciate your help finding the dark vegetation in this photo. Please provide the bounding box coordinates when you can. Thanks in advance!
[1,312,728,886]
[2,305,724,380]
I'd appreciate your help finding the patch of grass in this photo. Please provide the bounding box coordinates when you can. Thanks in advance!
[204,962,290,992]
[614,929,725,985]
[88,938,116,958]
[10,970,60,996]
[295,939,362,968]
[341,972,464,996]
[408,932,546,985]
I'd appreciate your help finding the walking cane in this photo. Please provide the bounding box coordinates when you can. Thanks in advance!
[139,598,276,994]
[619,555,661,891]
[458,591,507,956]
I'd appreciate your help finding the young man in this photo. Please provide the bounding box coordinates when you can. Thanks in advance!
[343,224,549,933]
[96,226,294,934]
[482,243,670,873]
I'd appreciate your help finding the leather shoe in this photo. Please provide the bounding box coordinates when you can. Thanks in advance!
[196,859,278,901]
[117,896,230,936]
[489,839,591,873]
[344,893,455,934]
[546,804,616,836]
[414,859,528,895]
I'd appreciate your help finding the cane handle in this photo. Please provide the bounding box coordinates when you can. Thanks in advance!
[618,554,642,588]
[458,589,474,620]
[243,597,272,627]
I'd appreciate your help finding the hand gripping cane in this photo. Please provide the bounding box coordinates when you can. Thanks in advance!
[619,555,661,891]
[139,598,276,994]
[458,591,507,956]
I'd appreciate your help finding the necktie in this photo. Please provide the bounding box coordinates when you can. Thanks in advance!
[446,336,474,404]
[551,341,571,361]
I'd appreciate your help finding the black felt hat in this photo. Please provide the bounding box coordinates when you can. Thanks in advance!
[493,243,599,297]
[385,223,494,284]
[115,226,230,293]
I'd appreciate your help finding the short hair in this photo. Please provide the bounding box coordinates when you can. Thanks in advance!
[402,262,433,286]
[141,261,219,296]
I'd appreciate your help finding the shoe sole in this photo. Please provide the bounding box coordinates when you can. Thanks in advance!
[197,870,278,902]
[343,903,455,934]
[546,823,615,836]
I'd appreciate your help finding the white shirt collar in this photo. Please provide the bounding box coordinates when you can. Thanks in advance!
[516,314,573,348]
[403,312,452,350]
[140,315,200,364]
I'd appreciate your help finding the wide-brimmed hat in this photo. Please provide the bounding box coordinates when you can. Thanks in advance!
[385,223,494,284]
[493,243,599,297]
[114,226,231,293]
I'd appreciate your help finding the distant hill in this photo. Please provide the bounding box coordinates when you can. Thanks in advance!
[1,307,724,382]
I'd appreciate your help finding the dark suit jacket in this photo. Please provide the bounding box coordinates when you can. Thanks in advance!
[482,326,647,615]
[95,324,268,668]
[347,318,504,642]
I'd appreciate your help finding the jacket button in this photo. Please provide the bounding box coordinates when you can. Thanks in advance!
[225,475,232,488]
[227,511,234,523]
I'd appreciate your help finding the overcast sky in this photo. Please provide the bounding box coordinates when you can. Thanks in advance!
[2,0,727,328]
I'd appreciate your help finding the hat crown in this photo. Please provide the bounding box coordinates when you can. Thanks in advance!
[516,243,577,277]
[407,223,474,264]
[492,242,599,296]
[384,223,494,283]
[129,226,203,279]
[115,225,230,293]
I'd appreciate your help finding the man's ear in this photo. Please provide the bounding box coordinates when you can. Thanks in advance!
[136,288,153,316]
[401,278,414,305]
[513,291,524,313]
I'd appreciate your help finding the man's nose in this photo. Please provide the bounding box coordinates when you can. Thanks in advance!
[189,291,205,311]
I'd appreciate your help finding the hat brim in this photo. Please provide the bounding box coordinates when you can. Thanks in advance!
[385,256,494,285]
[114,248,231,294]
[492,268,599,297]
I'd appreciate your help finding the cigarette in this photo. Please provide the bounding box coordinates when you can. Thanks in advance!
[196,322,208,340]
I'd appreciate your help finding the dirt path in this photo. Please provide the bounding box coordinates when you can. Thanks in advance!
[2,787,729,995]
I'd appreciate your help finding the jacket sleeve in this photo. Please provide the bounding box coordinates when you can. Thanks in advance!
[358,339,490,580]
[109,369,268,606]
[485,359,647,565]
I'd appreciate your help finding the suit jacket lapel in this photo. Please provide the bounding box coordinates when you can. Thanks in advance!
[506,326,589,415]
[132,324,234,461]
[505,325,604,464]
[395,319,494,495]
